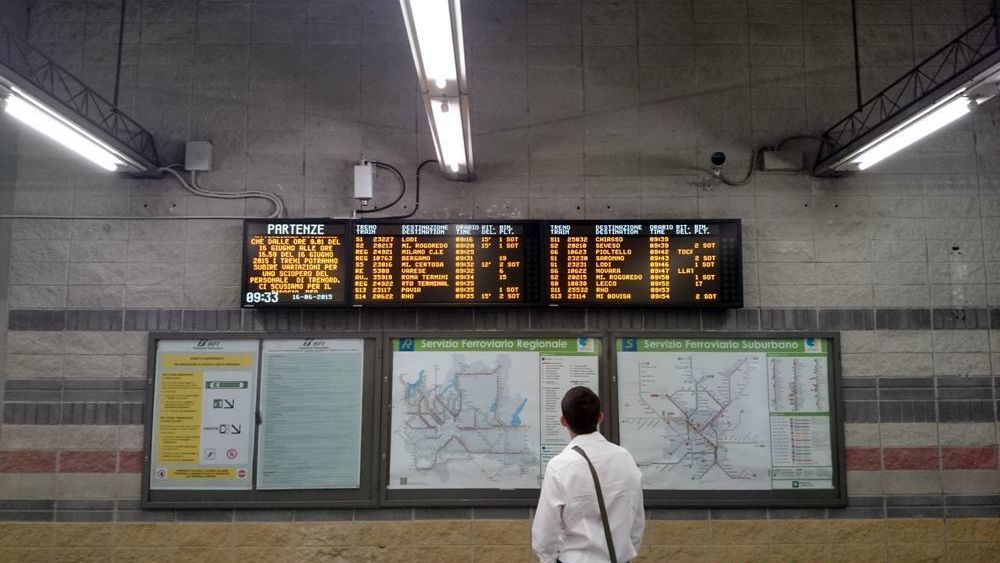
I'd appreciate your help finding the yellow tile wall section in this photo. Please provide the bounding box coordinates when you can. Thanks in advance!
[0,519,998,562]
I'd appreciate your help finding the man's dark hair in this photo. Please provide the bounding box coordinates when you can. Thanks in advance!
[561,386,601,435]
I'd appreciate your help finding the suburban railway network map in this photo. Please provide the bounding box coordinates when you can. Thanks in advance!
[388,337,600,490]
[617,337,834,491]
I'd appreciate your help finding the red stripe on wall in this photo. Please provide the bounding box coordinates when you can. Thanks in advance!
[0,450,56,473]
[883,447,940,470]
[117,451,143,473]
[58,451,117,473]
[942,446,998,470]
[846,447,882,470]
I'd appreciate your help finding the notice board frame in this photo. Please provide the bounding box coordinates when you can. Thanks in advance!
[378,331,610,508]
[142,332,383,509]
[541,219,744,309]
[608,331,847,508]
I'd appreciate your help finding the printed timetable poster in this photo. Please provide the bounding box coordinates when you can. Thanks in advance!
[257,338,365,490]
[616,337,834,491]
[388,337,600,490]
[150,339,259,490]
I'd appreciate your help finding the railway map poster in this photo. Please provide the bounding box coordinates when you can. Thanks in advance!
[616,337,834,491]
[387,337,601,490]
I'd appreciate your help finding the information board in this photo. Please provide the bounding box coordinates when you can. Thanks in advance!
[545,220,742,307]
[257,338,365,490]
[241,219,744,308]
[383,335,602,504]
[143,333,380,509]
[242,220,348,307]
[612,333,845,507]
[352,222,540,305]
[150,339,259,490]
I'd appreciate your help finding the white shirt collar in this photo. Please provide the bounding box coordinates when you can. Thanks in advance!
[567,431,608,448]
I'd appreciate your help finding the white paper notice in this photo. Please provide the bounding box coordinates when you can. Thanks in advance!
[257,339,365,490]
[539,353,600,468]
[150,339,258,490]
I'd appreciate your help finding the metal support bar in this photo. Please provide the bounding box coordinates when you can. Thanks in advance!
[0,20,160,172]
[813,10,1000,176]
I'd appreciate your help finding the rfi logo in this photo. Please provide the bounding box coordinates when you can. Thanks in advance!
[196,340,222,349]
[302,339,326,348]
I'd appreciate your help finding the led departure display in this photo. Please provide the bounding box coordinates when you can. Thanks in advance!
[242,220,348,306]
[241,219,742,308]
[351,222,541,305]
[545,221,742,307]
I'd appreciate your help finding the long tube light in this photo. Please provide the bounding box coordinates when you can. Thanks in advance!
[400,0,474,180]
[851,93,973,171]
[2,87,131,172]
[429,97,466,173]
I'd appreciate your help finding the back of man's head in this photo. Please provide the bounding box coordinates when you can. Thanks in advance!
[561,386,601,435]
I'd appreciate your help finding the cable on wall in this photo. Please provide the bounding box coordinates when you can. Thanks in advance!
[851,0,863,110]
[112,0,127,108]
[358,159,437,220]
[157,167,285,218]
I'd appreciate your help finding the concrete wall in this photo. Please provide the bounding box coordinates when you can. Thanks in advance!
[1,0,1000,561]
[0,0,28,482]
[0,0,28,35]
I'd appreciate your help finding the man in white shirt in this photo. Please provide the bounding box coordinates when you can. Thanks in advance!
[532,386,645,563]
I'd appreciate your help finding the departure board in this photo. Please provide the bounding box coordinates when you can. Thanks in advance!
[352,222,540,305]
[242,220,348,306]
[545,221,742,307]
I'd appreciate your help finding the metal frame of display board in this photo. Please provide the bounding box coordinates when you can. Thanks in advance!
[142,332,383,509]
[241,218,747,310]
[378,331,610,507]
[608,331,847,508]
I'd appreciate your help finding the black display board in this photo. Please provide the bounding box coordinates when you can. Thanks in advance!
[351,221,542,306]
[242,220,349,307]
[545,220,743,307]
[240,219,743,308]
[609,332,846,508]
[142,332,381,509]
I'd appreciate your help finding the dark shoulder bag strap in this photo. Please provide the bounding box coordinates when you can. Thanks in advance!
[573,445,617,563]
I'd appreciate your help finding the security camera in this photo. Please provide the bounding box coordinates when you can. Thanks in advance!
[710,151,727,176]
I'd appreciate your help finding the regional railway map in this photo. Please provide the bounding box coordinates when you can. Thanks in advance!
[388,338,601,490]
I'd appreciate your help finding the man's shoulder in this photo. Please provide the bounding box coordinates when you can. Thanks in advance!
[548,448,582,472]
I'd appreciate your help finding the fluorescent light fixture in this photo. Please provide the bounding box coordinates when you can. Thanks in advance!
[2,87,127,172]
[400,0,474,180]
[851,94,973,170]
[409,1,457,90]
[430,97,466,173]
